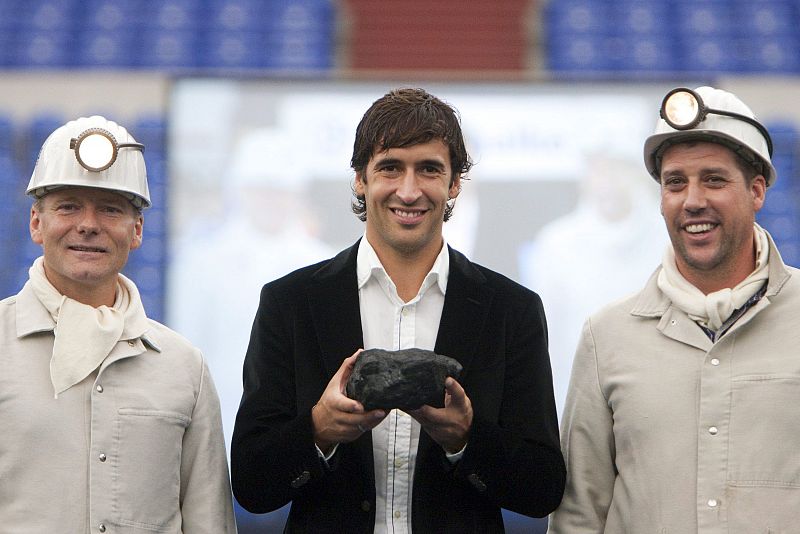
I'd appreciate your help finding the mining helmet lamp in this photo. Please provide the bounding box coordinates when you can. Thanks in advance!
[660,87,773,157]
[69,127,145,172]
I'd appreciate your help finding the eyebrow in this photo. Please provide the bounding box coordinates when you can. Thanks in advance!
[662,166,730,176]
[372,156,402,167]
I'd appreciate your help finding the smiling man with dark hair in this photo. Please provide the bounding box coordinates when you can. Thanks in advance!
[232,88,565,533]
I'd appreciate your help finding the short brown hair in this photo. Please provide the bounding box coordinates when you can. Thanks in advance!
[351,88,473,222]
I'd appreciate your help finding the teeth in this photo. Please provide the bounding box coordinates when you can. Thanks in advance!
[395,210,421,218]
[685,223,715,234]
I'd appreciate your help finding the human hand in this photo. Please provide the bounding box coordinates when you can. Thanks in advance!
[409,377,473,454]
[311,350,386,453]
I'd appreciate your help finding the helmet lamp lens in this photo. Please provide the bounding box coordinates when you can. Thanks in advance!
[77,132,116,171]
[663,90,701,129]
[70,128,144,172]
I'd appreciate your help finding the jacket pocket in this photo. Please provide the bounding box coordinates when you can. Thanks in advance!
[113,408,191,531]
[728,375,800,486]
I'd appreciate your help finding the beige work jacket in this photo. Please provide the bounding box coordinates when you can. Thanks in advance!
[0,282,237,534]
[549,234,800,533]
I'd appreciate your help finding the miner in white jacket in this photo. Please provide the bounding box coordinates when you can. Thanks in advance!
[550,86,800,533]
[0,115,237,533]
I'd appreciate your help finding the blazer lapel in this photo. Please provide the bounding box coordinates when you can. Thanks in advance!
[307,240,375,496]
[307,241,365,377]
[434,247,494,373]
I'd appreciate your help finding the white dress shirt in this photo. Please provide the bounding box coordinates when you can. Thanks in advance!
[357,236,449,534]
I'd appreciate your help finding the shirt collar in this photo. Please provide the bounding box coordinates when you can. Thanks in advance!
[357,235,449,296]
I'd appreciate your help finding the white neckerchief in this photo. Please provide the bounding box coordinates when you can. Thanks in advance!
[657,223,770,332]
[28,256,149,397]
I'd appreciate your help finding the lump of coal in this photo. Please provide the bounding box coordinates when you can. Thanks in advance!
[346,348,463,411]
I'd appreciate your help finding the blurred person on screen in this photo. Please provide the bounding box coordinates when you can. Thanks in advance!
[168,127,334,452]
[518,149,666,415]
[549,86,799,532]
[0,115,236,533]
[231,88,565,532]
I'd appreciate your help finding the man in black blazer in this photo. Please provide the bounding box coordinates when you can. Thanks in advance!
[231,88,565,533]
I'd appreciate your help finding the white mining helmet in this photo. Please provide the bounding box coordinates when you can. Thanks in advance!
[27,115,151,209]
[644,86,777,187]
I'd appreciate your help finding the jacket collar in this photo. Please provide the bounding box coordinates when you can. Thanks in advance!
[308,239,494,376]
[15,281,161,353]
[630,229,792,320]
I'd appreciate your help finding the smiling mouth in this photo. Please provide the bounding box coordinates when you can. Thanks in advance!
[684,223,717,234]
[392,208,426,219]
[69,245,107,253]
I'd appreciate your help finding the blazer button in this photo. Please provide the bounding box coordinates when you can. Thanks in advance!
[467,473,487,493]
[361,500,371,512]
[290,470,311,489]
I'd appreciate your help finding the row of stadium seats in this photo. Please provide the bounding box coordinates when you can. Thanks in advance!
[545,0,800,75]
[0,0,334,70]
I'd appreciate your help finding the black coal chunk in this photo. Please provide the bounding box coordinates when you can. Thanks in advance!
[346,348,463,411]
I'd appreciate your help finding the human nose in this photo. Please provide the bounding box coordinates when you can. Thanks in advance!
[395,169,421,203]
[683,181,707,213]
[77,208,100,234]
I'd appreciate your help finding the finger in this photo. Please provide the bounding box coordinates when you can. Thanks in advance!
[408,405,437,426]
[334,350,363,395]
[444,377,467,408]
[331,395,364,415]
[338,350,362,380]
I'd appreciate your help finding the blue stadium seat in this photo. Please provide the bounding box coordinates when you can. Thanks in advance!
[678,36,743,73]
[736,0,797,38]
[607,35,676,74]
[544,0,612,36]
[262,34,334,71]
[672,1,735,37]
[140,0,203,31]
[134,30,200,69]
[547,34,614,73]
[204,0,270,32]
[76,30,137,68]
[609,1,671,36]
[12,31,77,68]
[15,0,81,31]
[737,36,800,73]
[80,0,141,31]
[199,31,269,69]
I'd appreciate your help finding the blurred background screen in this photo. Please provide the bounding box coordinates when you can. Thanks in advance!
[166,80,673,532]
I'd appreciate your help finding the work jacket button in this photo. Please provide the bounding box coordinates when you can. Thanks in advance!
[98,524,106,533]
[361,500,371,512]
[99,453,107,462]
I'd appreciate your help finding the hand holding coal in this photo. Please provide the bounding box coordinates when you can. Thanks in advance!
[345,348,463,411]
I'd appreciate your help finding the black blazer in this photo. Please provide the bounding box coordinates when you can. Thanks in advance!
[231,242,565,533]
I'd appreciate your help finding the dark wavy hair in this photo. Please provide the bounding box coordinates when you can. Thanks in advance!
[350,88,473,222]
